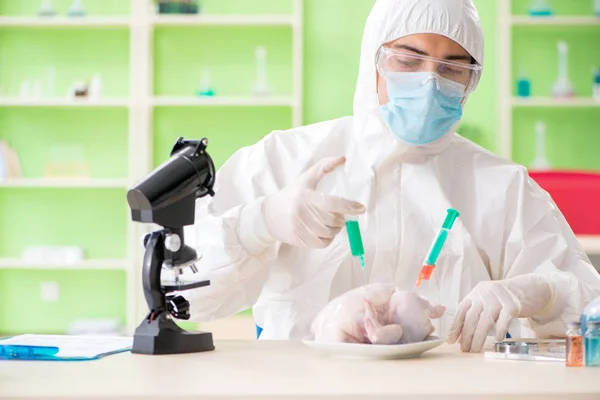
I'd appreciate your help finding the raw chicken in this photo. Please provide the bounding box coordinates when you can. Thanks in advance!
[311,283,445,345]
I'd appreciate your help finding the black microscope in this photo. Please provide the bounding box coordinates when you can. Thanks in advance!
[126,137,216,355]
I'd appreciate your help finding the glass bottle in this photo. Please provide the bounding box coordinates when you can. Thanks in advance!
[566,321,583,367]
[516,69,531,98]
[582,295,600,338]
[584,321,600,367]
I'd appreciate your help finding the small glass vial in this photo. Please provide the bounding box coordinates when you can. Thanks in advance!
[517,73,531,98]
[566,321,583,367]
[593,68,600,101]
[584,321,600,367]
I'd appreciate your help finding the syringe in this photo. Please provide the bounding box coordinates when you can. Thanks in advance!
[346,218,365,270]
[416,208,460,288]
[338,167,366,270]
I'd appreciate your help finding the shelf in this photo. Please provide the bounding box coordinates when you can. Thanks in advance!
[0,16,131,28]
[578,235,600,255]
[152,96,295,107]
[0,178,128,189]
[512,97,600,108]
[0,98,130,107]
[0,259,128,270]
[0,1,304,335]
[511,16,600,26]
[152,14,294,27]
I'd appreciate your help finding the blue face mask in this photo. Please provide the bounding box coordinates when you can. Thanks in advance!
[379,72,465,146]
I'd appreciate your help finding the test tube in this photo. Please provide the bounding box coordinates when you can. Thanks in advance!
[254,46,271,96]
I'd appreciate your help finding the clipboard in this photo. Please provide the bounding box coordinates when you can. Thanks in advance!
[0,334,133,361]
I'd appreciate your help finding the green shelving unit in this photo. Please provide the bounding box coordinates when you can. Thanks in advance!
[0,0,302,336]
[497,0,600,257]
[0,0,133,336]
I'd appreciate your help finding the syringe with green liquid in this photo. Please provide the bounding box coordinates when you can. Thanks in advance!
[346,219,365,270]
[338,168,366,270]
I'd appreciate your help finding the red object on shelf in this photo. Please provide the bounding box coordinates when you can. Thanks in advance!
[528,170,600,235]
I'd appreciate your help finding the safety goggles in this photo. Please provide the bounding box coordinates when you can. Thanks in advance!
[376,46,482,97]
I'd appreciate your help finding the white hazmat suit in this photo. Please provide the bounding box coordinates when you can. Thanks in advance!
[185,0,600,345]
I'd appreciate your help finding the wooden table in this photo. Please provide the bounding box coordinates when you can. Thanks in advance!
[1,340,599,399]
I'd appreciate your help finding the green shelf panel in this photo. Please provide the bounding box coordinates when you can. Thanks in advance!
[512,26,600,98]
[153,26,293,97]
[511,0,595,16]
[0,0,130,17]
[198,0,292,15]
[175,321,198,331]
[303,0,372,126]
[0,108,129,179]
[176,308,254,333]
[237,308,253,317]
[0,28,130,98]
[153,106,292,169]
[510,2,600,172]
[512,107,600,171]
[0,188,128,259]
[0,269,126,335]
[458,0,499,152]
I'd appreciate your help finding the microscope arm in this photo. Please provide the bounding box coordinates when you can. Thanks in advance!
[142,231,167,313]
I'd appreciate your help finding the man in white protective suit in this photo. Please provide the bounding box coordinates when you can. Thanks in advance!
[184,0,600,352]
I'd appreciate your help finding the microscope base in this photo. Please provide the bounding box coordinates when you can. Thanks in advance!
[131,314,215,355]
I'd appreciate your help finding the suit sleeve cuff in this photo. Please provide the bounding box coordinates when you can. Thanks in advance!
[236,197,276,256]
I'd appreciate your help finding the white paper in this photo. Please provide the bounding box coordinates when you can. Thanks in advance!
[0,334,133,358]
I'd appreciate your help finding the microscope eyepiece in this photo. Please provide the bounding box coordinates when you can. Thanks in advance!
[127,137,216,228]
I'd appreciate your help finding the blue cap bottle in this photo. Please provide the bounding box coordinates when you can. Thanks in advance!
[582,295,600,336]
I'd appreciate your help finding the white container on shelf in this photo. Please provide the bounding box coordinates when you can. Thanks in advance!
[88,74,102,99]
[0,142,7,181]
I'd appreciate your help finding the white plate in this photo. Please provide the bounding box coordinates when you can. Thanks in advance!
[302,336,446,360]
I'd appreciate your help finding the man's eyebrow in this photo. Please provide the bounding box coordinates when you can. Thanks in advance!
[392,43,473,62]
[392,44,428,56]
[445,54,473,62]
